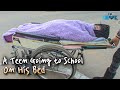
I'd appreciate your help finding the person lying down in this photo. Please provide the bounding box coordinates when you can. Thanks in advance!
[2,19,110,43]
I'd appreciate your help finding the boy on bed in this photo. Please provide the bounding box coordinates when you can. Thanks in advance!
[2,19,109,43]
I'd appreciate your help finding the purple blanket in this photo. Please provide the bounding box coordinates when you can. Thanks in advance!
[2,19,97,42]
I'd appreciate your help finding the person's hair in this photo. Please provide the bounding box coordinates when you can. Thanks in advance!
[94,24,110,39]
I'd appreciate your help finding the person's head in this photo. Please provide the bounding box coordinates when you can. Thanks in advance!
[93,24,110,39]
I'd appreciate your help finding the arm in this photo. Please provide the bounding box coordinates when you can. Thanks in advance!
[83,22,95,37]
[110,30,120,46]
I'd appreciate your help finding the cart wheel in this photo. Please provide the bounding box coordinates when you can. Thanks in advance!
[31,45,77,79]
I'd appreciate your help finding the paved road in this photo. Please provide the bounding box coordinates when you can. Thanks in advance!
[0,11,120,79]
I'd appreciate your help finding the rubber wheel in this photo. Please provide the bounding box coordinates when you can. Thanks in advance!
[31,45,77,79]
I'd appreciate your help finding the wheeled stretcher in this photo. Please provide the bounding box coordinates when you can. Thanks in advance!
[9,31,115,79]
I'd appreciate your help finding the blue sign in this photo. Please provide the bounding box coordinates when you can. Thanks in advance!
[103,13,118,20]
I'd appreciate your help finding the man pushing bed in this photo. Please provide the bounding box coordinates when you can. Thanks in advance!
[93,29,120,79]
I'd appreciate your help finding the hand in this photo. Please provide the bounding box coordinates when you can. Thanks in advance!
[111,37,120,46]
[117,29,120,38]
[110,29,120,46]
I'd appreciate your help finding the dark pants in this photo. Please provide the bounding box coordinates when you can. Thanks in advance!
[93,48,120,79]
[109,48,120,73]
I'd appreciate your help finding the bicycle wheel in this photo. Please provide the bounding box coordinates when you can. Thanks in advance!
[31,45,77,79]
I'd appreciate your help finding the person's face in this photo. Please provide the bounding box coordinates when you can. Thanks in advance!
[94,25,101,30]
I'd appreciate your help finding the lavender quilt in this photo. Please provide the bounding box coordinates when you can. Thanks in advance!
[2,19,97,42]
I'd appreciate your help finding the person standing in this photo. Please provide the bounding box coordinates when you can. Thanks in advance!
[93,30,120,79]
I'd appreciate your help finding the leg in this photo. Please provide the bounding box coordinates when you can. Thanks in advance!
[93,48,120,79]
[108,48,120,74]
